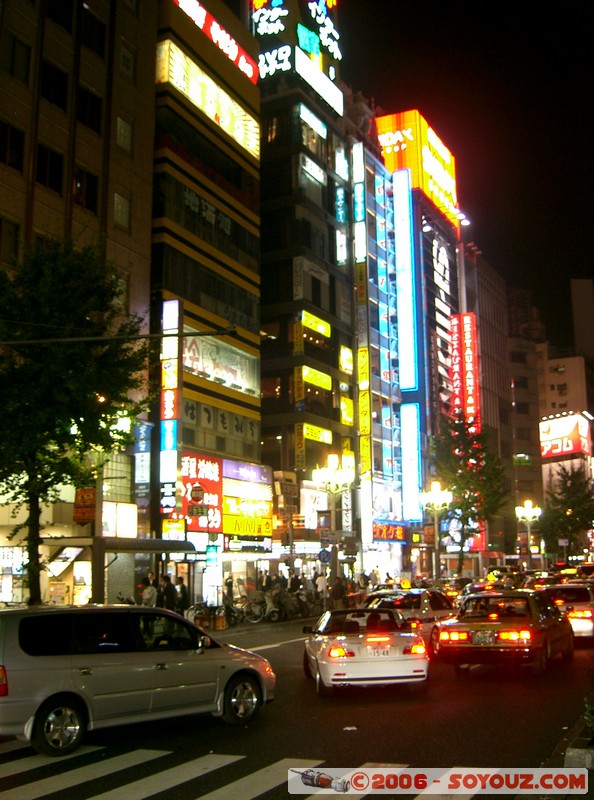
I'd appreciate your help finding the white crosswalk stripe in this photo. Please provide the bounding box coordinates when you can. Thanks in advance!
[198,758,322,800]
[0,749,166,800]
[0,743,493,799]
[89,754,245,800]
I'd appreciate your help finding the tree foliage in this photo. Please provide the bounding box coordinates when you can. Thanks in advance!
[0,240,152,604]
[433,411,508,575]
[539,463,594,559]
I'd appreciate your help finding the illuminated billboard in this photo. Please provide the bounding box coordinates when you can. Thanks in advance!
[539,413,592,460]
[376,110,459,228]
[450,313,481,432]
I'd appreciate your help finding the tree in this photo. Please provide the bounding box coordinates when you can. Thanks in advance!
[0,240,152,605]
[433,411,508,575]
[540,463,594,561]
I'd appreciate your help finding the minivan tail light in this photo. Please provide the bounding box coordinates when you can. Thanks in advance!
[0,666,7,697]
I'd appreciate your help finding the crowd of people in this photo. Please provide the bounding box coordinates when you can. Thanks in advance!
[140,571,190,616]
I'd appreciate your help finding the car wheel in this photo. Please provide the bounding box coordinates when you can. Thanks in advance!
[429,626,440,658]
[561,633,575,663]
[531,644,548,676]
[315,664,332,696]
[303,650,313,679]
[31,695,87,757]
[221,673,261,724]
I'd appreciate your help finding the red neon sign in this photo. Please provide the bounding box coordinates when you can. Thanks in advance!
[171,0,258,84]
[450,313,481,432]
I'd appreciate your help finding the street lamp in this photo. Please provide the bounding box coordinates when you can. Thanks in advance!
[312,454,355,583]
[515,500,541,570]
[420,481,453,581]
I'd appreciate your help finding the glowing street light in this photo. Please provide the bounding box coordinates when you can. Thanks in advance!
[420,481,453,581]
[515,500,541,570]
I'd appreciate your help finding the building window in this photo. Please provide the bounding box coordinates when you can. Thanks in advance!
[113,192,130,231]
[119,42,136,82]
[514,401,529,416]
[116,117,132,153]
[47,0,74,31]
[77,86,102,133]
[36,143,63,194]
[510,350,527,364]
[41,60,69,111]
[81,8,106,58]
[0,32,31,85]
[0,216,19,265]
[73,166,98,213]
[0,119,25,171]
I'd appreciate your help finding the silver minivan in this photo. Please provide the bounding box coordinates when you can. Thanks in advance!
[0,604,275,756]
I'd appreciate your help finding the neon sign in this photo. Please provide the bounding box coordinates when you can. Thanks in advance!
[171,0,258,83]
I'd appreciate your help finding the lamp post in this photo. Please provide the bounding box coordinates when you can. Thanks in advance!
[420,481,453,581]
[312,454,355,584]
[515,500,541,570]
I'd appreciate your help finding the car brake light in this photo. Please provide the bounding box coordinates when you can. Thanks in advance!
[0,666,7,697]
[554,598,564,606]
[498,629,531,641]
[404,642,427,655]
[569,609,593,619]
[328,644,355,658]
[439,630,469,642]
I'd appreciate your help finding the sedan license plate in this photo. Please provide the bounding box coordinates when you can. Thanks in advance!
[367,645,390,657]
[473,630,495,645]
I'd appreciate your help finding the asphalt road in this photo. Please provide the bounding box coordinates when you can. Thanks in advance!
[0,617,591,800]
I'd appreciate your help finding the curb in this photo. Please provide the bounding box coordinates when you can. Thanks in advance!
[563,718,594,769]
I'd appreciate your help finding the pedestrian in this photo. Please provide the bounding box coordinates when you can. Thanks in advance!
[331,575,346,609]
[175,576,190,615]
[225,573,234,601]
[288,568,301,593]
[158,574,177,611]
[140,576,157,636]
[315,571,327,602]
[141,576,157,607]
[258,570,272,592]
[147,570,158,588]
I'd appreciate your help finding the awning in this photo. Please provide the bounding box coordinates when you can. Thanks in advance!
[41,536,196,554]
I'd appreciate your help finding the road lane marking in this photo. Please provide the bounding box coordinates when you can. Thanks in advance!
[89,754,245,800]
[0,745,103,777]
[0,749,166,800]
[197,758,322,800]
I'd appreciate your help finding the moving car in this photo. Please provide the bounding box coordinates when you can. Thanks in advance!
[302,607,429,696]
[535,583,594,639]
[361,588,456,654]
[434,589,574,675]
[0,604,275,756]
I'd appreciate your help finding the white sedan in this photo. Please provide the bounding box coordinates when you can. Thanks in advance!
[302,608,429,696]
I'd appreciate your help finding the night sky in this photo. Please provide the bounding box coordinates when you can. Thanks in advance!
[337,1,594,347]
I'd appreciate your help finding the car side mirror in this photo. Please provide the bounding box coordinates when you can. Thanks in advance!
[197,635,210,652]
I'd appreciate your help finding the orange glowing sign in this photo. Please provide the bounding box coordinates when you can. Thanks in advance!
[450,313,481,432]
[539,414,592,460]
[376,110,459,228]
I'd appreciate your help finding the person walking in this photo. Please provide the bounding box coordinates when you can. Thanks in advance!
[141,576,157,607]
[158,574,177,611]
[331,575,346,610]
[175,576,190,616]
